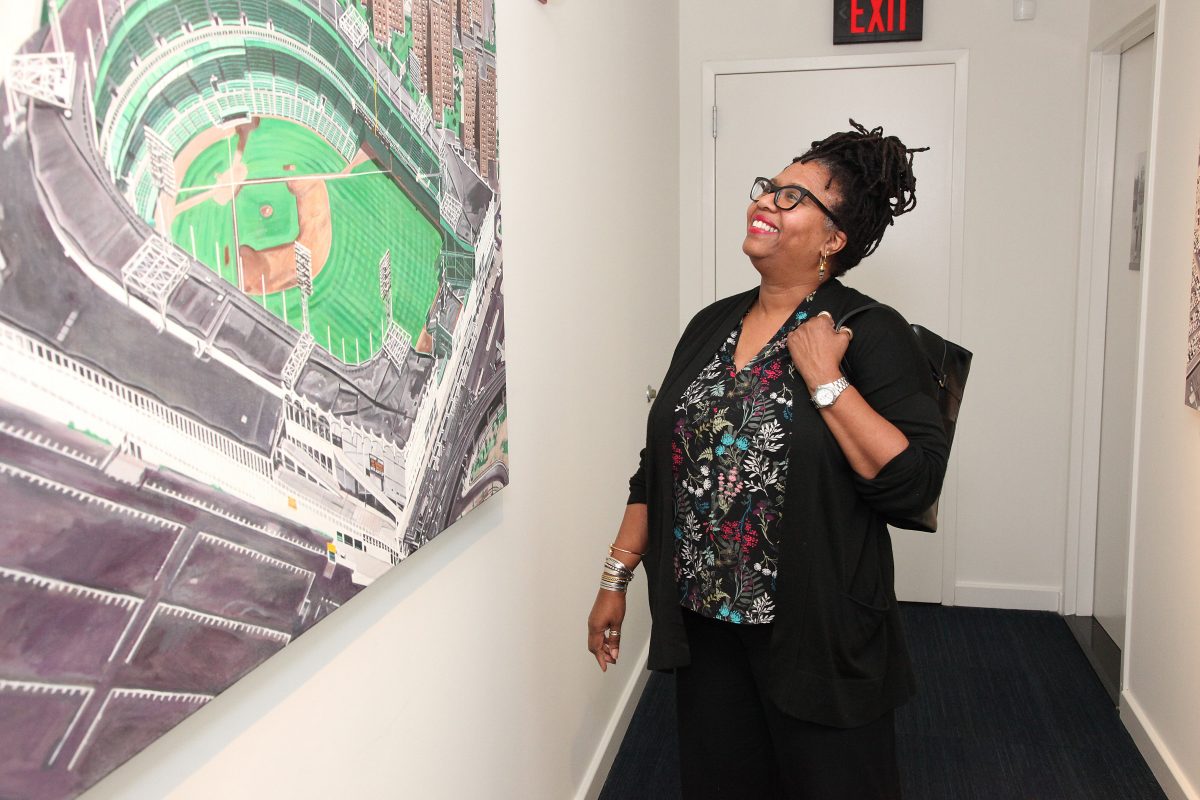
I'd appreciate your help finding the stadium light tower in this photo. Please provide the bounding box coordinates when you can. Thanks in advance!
[5,34,76,135]
[282,331,316,390]
[382,320,412,371]
[441,251,474,296]
[338,5,370,48]
[5,0,75,131]
[121,235,190,331]
[439,190,463,230]
[144,127,177,229]
[379,248,392,334]
[413,93,433,133]
[144,128,177,195]
[295,242,313,334]
[2,57,59,134]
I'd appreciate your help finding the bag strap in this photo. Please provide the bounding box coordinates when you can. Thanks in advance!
[835,302,896,384]
[837,303,956,390]
[836,301,892,329]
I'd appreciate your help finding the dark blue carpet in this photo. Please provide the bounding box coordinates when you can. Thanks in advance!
[599,605,1166,799]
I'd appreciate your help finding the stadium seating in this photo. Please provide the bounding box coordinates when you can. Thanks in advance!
[96,0,442,197]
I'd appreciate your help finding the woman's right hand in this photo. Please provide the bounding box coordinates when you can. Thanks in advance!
[588,504,647,672]
[587,589,627,672]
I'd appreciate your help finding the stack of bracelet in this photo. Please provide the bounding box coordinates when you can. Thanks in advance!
[600,555,635,593]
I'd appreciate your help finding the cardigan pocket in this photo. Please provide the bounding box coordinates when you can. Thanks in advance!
[835,542,891,680]
[834,591,890,680]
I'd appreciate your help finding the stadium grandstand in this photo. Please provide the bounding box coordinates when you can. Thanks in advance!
[0,396,360,800]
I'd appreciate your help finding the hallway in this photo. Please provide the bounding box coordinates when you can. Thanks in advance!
[601,605,1166,799]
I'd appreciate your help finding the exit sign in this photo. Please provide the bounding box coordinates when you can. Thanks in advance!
[833,0,924,44]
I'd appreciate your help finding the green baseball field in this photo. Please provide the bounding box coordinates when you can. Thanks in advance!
[169,117,447,364]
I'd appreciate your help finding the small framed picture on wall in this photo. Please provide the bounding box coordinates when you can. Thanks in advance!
[1186,143,1200,410]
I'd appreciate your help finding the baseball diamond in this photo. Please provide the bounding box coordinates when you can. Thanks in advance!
[169,116,443,361]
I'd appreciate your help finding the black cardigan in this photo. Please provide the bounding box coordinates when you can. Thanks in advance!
[628,279,949,728]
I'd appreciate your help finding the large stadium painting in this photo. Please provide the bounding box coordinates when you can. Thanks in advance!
[0,0,505,796]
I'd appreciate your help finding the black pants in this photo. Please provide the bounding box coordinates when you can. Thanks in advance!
[676,609,901,800]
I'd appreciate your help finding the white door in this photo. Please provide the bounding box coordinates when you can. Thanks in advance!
[711,59,961,602]
[1093,33,1154,649]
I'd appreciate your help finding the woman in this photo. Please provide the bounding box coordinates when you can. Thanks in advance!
[587,121,949,799]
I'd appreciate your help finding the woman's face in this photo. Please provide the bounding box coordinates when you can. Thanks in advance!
[742,160,846,277]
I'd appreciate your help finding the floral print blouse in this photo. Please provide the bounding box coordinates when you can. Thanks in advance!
[672,303,812,624]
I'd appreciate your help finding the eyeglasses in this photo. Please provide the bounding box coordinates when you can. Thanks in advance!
[750,177,842,228]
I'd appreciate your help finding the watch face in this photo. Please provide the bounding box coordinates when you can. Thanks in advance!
[815,388,834,406]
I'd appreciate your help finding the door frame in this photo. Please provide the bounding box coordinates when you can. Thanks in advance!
[695,51,969,605]
[1064,10,1156,621]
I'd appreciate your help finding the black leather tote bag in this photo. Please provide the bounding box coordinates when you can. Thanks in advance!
[837,303,972,532]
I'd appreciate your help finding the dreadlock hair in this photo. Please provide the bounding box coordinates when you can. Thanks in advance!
[795,119,928,276]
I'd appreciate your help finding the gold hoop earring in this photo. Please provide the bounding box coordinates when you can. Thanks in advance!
[818,251,828,282]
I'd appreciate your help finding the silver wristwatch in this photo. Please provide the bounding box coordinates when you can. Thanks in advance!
[811,377,850,409]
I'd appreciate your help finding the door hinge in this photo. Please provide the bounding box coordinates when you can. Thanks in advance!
[711,105,718,139]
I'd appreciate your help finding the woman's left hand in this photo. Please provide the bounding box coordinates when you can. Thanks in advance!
[787,311,853,390]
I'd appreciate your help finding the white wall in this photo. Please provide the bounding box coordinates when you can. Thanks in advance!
[56,1,681,797]
[1121,1,1200,795]
[1090,0,1155,47]
[678,0,1091,610]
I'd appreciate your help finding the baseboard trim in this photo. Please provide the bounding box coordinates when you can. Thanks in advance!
[954,581,1062,611]
[1121,691,1199,800]
[1062,614,1121,705]
[577,640,652,800]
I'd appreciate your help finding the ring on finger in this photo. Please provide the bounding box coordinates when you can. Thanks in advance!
[608,630,621,638]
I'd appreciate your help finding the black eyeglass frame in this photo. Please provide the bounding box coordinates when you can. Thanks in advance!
[750,177,842,229]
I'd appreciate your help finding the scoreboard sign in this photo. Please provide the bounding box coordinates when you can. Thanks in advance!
[834,0,924,44]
